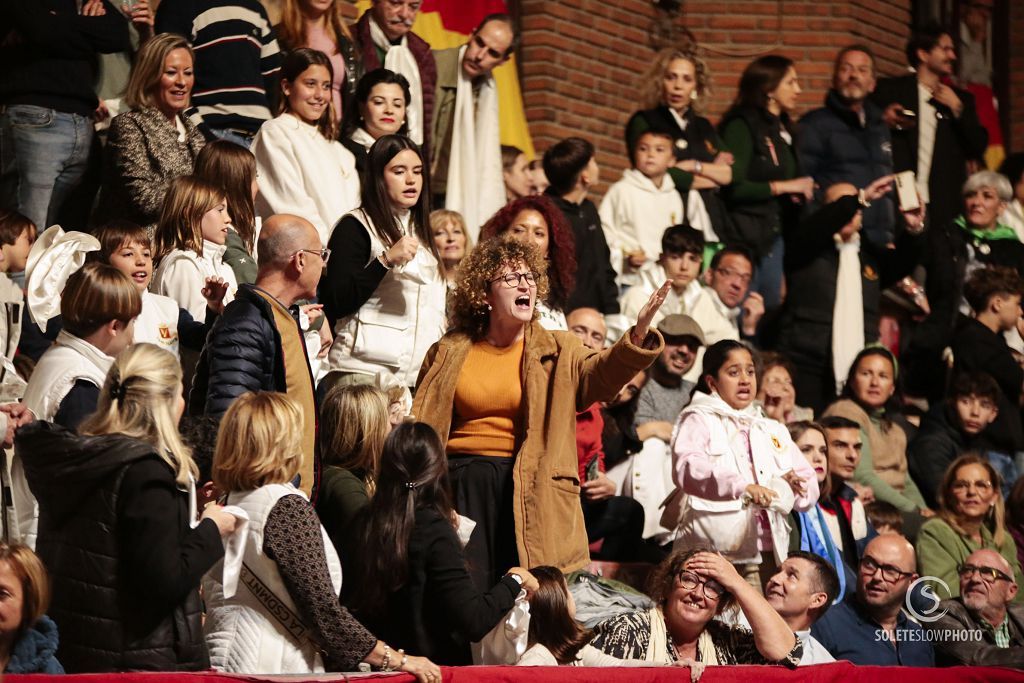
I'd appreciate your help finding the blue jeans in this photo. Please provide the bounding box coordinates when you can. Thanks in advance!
[0,105,93,230]
[750,233,785,310]
[209,127,255,149]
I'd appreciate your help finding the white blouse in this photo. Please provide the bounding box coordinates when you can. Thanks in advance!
[152,240,237,321]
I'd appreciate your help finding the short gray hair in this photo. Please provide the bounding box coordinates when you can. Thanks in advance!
[963,170,1013,201]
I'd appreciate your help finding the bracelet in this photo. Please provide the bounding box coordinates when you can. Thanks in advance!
[694,160,703,174]
[398,649,408,671]
[507,572,524,586]
[379,251,394,269]
[381,644,392,672]
[857,188,872,208]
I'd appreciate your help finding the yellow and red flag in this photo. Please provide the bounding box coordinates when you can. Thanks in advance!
[355,0,534,158]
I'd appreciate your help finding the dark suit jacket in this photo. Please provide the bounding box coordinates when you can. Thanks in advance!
[870,74,987,230]
[927,597,1024,668]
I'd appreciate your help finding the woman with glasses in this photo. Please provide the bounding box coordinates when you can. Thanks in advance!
[916,453,1024,601]
[591,548,802,665]
[322,134,446,390]
[413,238,668,589]
[480,195,577,331]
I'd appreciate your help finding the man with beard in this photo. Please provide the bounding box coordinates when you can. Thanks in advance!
[927,548,1024,667]
[764,551,840,665]
[811,535,934,665]
[633,314,704,442]
[798,45,896,247]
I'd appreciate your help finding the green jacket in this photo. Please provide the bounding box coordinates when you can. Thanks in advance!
[429,47,462,196]
[223,229,257,286]
[916,516,1024,603]
[315,465,370,564]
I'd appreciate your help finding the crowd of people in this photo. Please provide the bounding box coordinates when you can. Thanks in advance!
[0,0,1022,677]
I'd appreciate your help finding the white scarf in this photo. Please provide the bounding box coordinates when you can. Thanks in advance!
[686,189,718,243]
[350,126,376,151]
[445,45,505,242]
[831,235,864,394]
[645,607,720,665]
[368,16,423,145]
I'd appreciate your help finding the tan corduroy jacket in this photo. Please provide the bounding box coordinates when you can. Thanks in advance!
[413,321,663,573]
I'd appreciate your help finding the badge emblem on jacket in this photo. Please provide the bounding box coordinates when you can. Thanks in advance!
[863,265,879,281]
[158,324,173,341]
[770,434,783,451]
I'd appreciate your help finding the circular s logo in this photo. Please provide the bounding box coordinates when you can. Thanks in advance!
[906,576,951,622]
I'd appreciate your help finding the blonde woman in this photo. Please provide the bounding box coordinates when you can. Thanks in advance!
[94,33,206,233]
[429,209,470,285]
[315,384,391,563]
[152,176,237,322]
[203,392,440,680]
[17,344,236,673]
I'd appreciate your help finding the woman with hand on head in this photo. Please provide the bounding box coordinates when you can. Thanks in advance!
[591,548,802,667]
[18,344,236,672]
[480,195,577,330]
[719,55,814,310]
[203,392,440,678]
[322,134,446,390]
[413,237,667,590]
[94,33,205,234]
[252,49,360,247]
[348,421,538,665]
[916,453,1024,602]
[341,69,411,172]
[670,340,819,590]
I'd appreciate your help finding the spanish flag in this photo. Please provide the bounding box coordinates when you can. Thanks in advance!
[355,0,534,158]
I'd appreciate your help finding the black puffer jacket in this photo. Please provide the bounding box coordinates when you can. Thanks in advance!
[189,283,292,416]
[17,422,223,673]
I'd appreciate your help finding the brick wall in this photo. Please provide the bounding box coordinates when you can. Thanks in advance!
[517,0,915,192]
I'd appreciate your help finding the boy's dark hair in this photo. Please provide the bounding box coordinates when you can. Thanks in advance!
[661,224,704,258]
[88,220,151,264]
[709,243,755,271]
[786,550,841,619]
[963,266,1023,314]
[819,415,861,432]
[543,137,595,196]
[906,23,950,67]
[864,501,903,533]
[0,209,35,248]
[949,372,1001,404]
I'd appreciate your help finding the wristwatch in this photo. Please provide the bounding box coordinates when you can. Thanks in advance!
[507,573,524,587]
[694,160,703,174]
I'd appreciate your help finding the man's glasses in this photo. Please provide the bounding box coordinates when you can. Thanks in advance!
[958,564,1012,583]
[490,271,538,288]
[860,556,913,583]
[295,248,331,263]
[675,571,724,600]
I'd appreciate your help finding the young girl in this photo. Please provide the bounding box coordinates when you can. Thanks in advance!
[0,210,36,401]
[152,176,238,322]
[669,340,819,590]
[91,222,226,358]
[203,391,439,677]
[518,566,679,669]
[193,140,260,285]
[321,135,446,388]
[251,48,360,246]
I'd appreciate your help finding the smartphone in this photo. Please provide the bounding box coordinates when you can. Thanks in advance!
[894,170,920,212]
[121,0,139,12]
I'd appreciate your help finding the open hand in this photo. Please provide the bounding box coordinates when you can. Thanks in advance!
[781,469,807,497]
[863,174,894,202]
[202,277,229,314]
[685,551,744,593]
[631,280,671,346]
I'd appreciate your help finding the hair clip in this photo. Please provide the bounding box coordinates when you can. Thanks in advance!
[405,482,419,490]
[109,378,127,402]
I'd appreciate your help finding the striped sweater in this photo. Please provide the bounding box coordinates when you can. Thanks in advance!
[155,0,281,136]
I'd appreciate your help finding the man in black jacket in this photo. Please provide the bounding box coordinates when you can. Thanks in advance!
[870,24,987,234]
[191,214,325,498]
[543,137,620,315]
[799,45,895,247]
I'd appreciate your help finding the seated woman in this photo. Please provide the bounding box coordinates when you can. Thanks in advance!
[341,69,411,172]
[316,383,391,563]
[203,392,439,677]
[518,566,692,670]
[430,209,470,286]
[347,422,538,665]
[94,33,205,234]
[19,344,236,672]
[916,453,1024,602]
[823,347,932,519]
[252,48,360,246]
[757,352,813,424]
[591,548,802,665]
[0,543,62,674]
[480,195,577,330]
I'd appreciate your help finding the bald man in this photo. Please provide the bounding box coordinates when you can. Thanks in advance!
[927,548,1024,667]
[192,215,328,498]
[811,535,935,665]
[777,178,925,412]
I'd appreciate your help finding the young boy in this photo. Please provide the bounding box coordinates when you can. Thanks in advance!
[599,128,683,287]
[619,224,704,328]
[864,501,903,536]
[0,210,36,402]
[543,137,619,314]
[909,372,1013,508]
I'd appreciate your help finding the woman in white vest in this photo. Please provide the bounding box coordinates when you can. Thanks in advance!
[203,391,441,679]
[669,340,819,592]
[322,134,446,389]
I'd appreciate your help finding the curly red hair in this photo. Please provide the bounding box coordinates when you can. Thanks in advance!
[481,196,576,311]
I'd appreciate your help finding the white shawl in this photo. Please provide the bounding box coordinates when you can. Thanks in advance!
[369,16,423,145]
[831,234,864,393]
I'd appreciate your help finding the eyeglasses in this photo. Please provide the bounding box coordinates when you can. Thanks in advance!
[675,571,724,600]
[951,479,994,493]
[490,271,538,288]
[714,267,752,285]
[295,248,331,264]
[958,564,1012,583]
[860,556,913,583]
